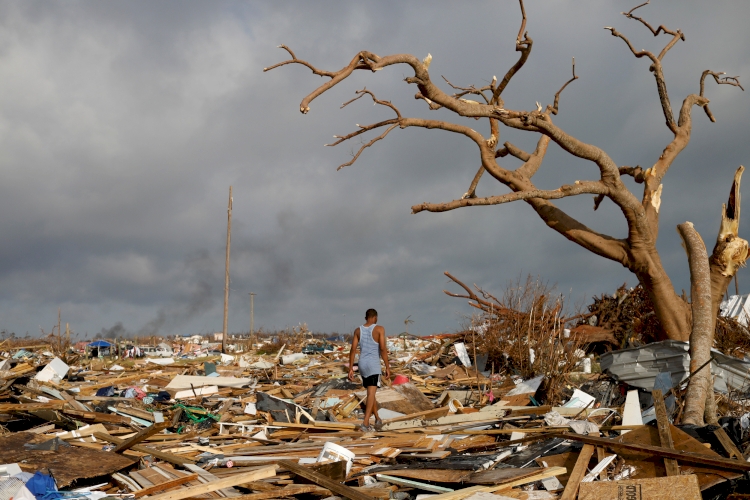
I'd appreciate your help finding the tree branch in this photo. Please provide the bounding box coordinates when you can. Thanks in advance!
[412,180,608,214]
[443,271,515,316]
[604,26,677,133]
[546,58,579,115]
[619,165,645,183]
[263,44,337,78]
[500,141,530,162]
[492,0,532,103]
[700,70,744,122]
[515,135,550,179]
[463,165,485,200]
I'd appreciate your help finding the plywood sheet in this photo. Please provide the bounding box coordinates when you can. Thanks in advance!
[578,474,701,500]
[0,431,134,487]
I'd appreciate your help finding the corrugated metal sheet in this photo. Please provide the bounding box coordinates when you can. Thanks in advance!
[600,340,750,394]
[720,294,750,326]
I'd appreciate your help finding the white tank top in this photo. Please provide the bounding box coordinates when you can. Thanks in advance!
[358,324,381,377]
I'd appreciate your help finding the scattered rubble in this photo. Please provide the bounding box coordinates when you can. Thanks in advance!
[0,320,749,500]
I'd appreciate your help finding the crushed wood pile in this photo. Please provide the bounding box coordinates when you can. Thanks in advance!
[0,330,749,500]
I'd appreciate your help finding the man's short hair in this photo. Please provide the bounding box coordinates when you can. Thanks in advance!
[365,308,378,320]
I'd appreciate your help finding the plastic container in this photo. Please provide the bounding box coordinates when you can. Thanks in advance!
[317,441,355,474]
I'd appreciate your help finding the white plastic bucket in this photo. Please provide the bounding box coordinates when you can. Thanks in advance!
[317,442,355,474]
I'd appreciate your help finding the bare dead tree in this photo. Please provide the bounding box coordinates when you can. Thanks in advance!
[266,1,747,349]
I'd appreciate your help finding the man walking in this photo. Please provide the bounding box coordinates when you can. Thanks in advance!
[348,308,390,432]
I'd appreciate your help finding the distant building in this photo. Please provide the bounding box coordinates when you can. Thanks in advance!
[213,332,223,341]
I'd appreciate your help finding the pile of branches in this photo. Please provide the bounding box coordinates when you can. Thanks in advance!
[446,273,584,404]
[582,284,750,355]
[715,316,750,358]
[579,283,663,348]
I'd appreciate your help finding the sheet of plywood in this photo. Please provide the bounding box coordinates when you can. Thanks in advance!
[578,474,701,500]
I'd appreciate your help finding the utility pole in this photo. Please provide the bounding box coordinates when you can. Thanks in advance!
[222,186,232,354]
[250,292,258,340]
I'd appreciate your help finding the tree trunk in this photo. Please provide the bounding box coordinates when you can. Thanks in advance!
[633,252,691,341]
[708,166,748,320]
[704,376,719,425]
[679,222,714,426]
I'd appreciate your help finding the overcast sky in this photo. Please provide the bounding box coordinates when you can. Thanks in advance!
[0,1,749,339]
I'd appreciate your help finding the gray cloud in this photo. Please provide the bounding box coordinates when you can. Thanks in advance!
[0,1,749,338]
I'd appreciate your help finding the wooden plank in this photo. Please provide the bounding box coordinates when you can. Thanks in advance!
[382,407,450,423]
[560,444,595,500]
[145,465,277,500]
[133,473,198,497]
[376,469,470,483]
[114,422,169,453]
[713,427,744,460]
[653,389,680,476]
[62,409,132,425]
[93,432,196,465]
[277,460,375,500]
[0,401,66,412]
[376,474,453,493]
[183,463,241,497]
[554,432,750,472]
[415,485,486,500]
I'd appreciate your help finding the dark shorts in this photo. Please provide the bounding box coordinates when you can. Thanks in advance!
[362,374,380,387]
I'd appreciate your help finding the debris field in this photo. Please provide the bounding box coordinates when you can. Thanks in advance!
[1,323,750,500]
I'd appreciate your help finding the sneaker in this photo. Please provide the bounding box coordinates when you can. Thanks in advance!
[359,424,374,432]
[374,419,383,431]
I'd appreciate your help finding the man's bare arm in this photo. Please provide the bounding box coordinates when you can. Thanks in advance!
[348,328,360,381]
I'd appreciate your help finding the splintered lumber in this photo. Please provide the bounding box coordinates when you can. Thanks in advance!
[560,444,595,500]
[93,432,195,465]
[132,473,199,498]
[277,460,375,500]
[145,465,277,500]
[114,422,169,452]
[554,432,750,471]
[653,389,680,476]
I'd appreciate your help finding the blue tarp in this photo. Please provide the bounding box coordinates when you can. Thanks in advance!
[87,340,112,347]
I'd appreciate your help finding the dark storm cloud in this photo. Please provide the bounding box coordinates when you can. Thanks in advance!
[0,1,749,338]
